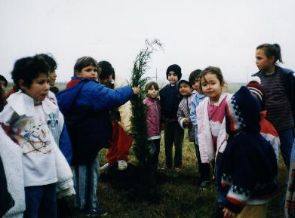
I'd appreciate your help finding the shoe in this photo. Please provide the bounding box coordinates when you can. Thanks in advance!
[117,160,128,170]
[99,163,110,172]
[86,207,108,217]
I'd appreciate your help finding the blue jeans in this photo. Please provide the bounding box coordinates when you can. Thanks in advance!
[279,128,295,169]
[24,183,57,218]
[73,158,99,210]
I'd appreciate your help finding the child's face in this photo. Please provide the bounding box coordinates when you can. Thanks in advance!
[20,73,50,103]
[167,71,178,85]
[147,86,159,99]
[192,78,200,92]
[179,83,192,96]
[256,49,275,71]
[48,71,57,87]
[77,65,98,80]
[101,74,114,87]
[200,73,223,102]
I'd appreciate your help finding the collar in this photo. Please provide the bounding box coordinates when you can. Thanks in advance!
[6,91,58,117]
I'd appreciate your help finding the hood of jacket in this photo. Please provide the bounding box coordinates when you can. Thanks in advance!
[226,86,261,134]
[57,77,90,115]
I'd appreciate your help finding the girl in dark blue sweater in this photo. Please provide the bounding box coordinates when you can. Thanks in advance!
[216,86,278,218]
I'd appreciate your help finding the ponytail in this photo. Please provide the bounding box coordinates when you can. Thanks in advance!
[256,43,283,64]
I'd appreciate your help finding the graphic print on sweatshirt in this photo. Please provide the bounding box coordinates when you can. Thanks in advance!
[17,117,52,154]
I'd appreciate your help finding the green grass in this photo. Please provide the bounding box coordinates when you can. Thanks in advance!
[97,132,287,218]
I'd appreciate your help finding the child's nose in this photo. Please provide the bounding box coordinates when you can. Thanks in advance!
[45,82,50,90]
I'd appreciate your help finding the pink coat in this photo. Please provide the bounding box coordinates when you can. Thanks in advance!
[143,97,161,138]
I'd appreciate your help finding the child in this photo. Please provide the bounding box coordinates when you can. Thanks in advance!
[45,54,58,94]
[253,43,295,169]
[219,86,278,218]
[97,60,115,88]
[143,81,161,170]
[196,67,231,181]
[177,80,193,137]
[0,74,8,111]
[176,80,193,171]
[160,64,183,169]
[189,69,211,186]
[98,60,133,171]
[39,54,59,94]
[246,80,280,160]
[0,55,74,218]
[57,56,139,216]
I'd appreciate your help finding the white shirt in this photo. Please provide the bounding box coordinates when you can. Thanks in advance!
[0,92,58,186]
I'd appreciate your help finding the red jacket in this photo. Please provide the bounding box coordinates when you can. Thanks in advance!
[143,97,161,138]
[260,111,280,159]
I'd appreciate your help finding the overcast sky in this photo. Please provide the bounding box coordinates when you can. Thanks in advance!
[1,0,295,84]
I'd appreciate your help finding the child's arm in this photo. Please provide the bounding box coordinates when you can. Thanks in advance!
[0,105,18,141]
[58,125,72,164]
[86,82,136,111]
[190,95,198,126]
[159,89,166,123]
[177,100,188,128]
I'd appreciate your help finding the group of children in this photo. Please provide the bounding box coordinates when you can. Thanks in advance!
[0,55,139,217]
[143,43,294,218]
[0,42,294,218]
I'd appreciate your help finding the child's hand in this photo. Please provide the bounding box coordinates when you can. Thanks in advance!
[132,86,140,95]
[223,208,237,218]
[183,118,191,128]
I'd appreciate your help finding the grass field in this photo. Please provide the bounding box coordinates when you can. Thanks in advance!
[96,132,287,218]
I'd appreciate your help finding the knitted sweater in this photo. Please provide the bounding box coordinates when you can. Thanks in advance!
[217,87,278,214]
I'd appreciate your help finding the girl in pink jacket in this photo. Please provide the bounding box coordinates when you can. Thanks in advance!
[143,81,161,170]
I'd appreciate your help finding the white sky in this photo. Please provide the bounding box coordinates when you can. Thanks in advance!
[1,0,295,84]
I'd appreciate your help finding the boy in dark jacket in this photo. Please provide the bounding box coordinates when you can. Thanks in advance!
[57,56,139,216]
[160,64,183,170]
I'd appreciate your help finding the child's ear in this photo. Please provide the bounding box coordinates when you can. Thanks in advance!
[18,79,27,90]
[74,71,80,77]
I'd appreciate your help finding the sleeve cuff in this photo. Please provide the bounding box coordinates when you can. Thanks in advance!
[224,199,244,214]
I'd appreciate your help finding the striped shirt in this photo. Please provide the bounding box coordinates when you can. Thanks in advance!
[260,71,294,131]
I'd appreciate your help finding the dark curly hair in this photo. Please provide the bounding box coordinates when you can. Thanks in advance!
[97,60,115,81]
[11,54,50,89]
[38,53,57,72]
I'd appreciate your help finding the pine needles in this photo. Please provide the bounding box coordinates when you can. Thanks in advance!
[130,39,162,167]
